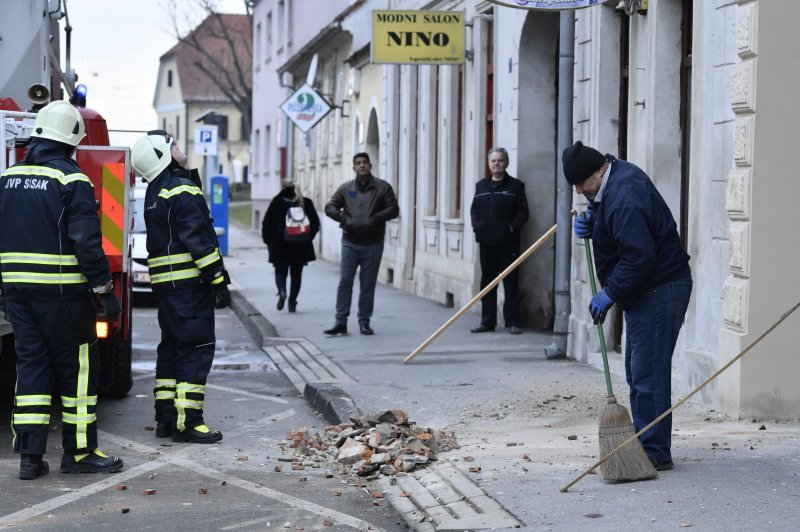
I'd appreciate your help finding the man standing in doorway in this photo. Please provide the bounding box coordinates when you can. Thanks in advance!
[470,147,529,335]
[323,153,399,336]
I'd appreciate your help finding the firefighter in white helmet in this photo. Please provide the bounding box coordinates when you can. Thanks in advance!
[131,130,230,444]
[0,100,124,479]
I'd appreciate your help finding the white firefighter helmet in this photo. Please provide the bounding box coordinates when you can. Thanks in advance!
[131,134,172,182]
[31,100,86,146]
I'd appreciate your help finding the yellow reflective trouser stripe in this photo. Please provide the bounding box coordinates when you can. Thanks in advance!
[3,166,93,186]
[15,395,51,406]
[211,276,225,285]
[62,412,96,424]
[73,343,91,449]
[195,248,221,269]
[3,272,87,284]
[175,382,205,431]
[13,413,50,424]
[156,379,176,387]
[0,252,79,265]
[150,268,201,284]
[155,391,175,400]
[148,252,192,268]
[158,185,203,199]
[61,395,97,408]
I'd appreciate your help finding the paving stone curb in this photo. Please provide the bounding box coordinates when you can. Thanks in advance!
[228,289,361,425]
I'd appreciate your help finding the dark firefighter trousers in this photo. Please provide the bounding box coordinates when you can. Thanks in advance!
[8,295,100,455]
[153,286,216,431]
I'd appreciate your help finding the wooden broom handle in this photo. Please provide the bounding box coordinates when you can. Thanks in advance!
[404,223,558,364]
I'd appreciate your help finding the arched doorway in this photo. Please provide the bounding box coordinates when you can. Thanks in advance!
[365,108,380,172]
[517,11,559,330]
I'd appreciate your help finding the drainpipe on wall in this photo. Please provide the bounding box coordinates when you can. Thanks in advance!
[544,10,575,360]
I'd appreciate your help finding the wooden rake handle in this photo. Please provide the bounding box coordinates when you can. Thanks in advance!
[403,223,558,364]
[561,299,800,492]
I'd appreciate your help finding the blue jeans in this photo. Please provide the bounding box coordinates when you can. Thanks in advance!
[335,240,384,325]
[624,277,692,465]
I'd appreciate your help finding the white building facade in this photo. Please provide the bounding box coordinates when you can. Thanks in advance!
[252,0,800,418]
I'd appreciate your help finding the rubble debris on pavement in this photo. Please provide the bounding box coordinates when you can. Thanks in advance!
[279,409,460,479]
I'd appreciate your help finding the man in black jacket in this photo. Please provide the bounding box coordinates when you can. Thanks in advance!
[0,100,123,479]
[470,147,529,334]
[132,130,231,444]
[323,152,399,336]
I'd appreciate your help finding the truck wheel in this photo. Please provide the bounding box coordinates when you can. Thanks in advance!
[97,330,132,399]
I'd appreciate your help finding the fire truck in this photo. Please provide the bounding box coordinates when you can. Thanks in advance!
[0,0,134,398]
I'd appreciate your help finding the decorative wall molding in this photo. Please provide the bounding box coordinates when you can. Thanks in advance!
[722,276,749,332]
[421,216,440,251]
[737,2,758,59]
[733,114,755,167]
[443,219,464,259]
[725,167,751,220]
[728,221,750,277]
[731,60,757,113]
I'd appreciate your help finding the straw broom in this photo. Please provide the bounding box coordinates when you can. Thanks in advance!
[583,230,657,481]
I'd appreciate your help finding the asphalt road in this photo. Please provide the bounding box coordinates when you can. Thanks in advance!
[0,297,404,531]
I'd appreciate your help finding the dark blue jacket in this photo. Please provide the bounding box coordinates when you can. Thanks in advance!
[470,173,529,246]
[144,168,228,292]
[591,158,690,308]
[0,139,111,298]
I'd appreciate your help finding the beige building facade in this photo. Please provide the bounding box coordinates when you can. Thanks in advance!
[251,0,800,419]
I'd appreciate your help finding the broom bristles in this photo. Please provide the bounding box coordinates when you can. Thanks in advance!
[598,397,658,481]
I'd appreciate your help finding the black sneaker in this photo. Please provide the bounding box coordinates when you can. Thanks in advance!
[323,324,348,336]
[155,420,172,438]
[60,449,123,474]
[649,457,674,471]
[172,424,223,444]
[19,454,49,480]
[470,325,495,333]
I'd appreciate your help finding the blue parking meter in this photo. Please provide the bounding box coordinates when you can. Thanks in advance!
[210,175,229,256]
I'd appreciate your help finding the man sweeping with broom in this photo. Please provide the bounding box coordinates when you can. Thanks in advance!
[563,141,693,473]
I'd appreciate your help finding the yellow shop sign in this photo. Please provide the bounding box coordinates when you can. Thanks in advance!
[372,10,465,64]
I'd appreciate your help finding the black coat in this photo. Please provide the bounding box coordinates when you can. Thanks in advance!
[470,173,529,246]
[261,187,320,265]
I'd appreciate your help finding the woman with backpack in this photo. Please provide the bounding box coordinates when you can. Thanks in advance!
[261,179,321,312]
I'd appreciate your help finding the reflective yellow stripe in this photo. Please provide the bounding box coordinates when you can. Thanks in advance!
[174,399,203,410]
[3,166,92,186]
[195,248,221,269]
[75,343,90,449]
[62,412,97,424]
[158,185,203,199]
[61,395,97,408]
[178,383,205,394]
[13,413,50,424]
[155,391,176,400]
[147,253,192,268]
[2,272,87,284]
[15,395,51,406]
[155,379,176,387]
[0,252,79,265]
[150,268,201,284]
[211,276,225,285]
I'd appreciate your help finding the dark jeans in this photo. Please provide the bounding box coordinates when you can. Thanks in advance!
[624,277,692,465]
[478,243,520,328]
[274,263,304,302]
[335,240,384,325]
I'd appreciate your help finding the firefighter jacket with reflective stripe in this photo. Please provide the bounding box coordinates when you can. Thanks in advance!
[144,168,228,291]
[0,144,111,297]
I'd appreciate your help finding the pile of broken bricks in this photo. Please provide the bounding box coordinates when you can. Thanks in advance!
[280,409,460,479]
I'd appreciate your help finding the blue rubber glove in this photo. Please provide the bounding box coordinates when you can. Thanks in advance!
[574,210,594,239]
[589,289,613,324]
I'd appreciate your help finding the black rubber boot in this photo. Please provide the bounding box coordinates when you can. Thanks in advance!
[19,454,49,480]
[155,420,172,438]
[172,424,223,444]
[60,449,123,474]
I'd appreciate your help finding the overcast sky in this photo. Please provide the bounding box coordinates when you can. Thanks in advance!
[63,0,247,146]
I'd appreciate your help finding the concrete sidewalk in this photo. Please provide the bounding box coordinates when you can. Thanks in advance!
[225,224,799,531]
